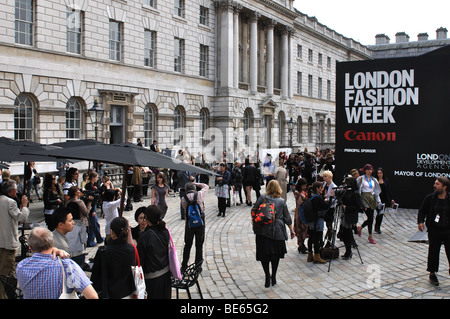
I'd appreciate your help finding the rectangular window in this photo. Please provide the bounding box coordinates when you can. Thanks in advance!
[297,72,302,95]
[327,56,332,69]
[15,0,34,45]
[109,20,122,61]
[297,44,302,59]
[199,44,208,77]
[318,77,322,99]
[146,0,154,7]
[327,80,331,100]
[174,37,184,73]
[308,49,313,63]
[308,74,313,97]
[67,9,82,54]
[318,53,322,66]
[174,0,184,18]
[144,30,155,67]
[199,6,208,26]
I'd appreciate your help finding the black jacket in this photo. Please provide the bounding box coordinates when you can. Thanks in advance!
[91,240,136,299]
[342,190,365,225]
[137,226,170,275]
[418,191,450,231]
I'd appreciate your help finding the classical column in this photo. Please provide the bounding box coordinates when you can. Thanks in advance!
[280,26,289,99]
[265,20,276,97]
[249,12,260,95]
[233,4,242,89]
[288,27,295,98]
[218,0,234,88]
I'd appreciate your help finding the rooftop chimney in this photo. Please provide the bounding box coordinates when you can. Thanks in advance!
[395,32,409,43]
[375,34,390,45]
[436,27,448,40]
[417,33,429,41]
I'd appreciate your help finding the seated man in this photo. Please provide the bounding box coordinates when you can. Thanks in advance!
[16,227,98,299]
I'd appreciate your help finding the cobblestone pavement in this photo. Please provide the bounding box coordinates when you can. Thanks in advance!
[26,185,450,299]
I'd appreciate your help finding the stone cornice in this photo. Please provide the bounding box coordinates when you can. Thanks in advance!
[253,0,299,20]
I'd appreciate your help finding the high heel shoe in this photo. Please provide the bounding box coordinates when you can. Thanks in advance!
[368,236,376,244]
[342,252,353,260]
[264,277,271,288]
[271,275,277,286]
[357,226,362,237]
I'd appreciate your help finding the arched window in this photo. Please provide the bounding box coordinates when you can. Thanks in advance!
[327,118,332,143]
[14,93,34,141]
[297,116,302,144]
[200,108,209,146]
[278,111,285,145]
[174,106,184,146]
[144,104,156,147]
[66,97,81,139]
[243,108,251,146]
[308,117,313,144]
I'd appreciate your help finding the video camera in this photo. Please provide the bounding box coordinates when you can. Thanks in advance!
[80,189,102,204]
[332,183,352,202]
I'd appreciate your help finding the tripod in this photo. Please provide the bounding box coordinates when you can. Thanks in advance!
[327,200,363,272]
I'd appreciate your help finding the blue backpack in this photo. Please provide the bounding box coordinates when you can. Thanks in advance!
[184,193,205,229]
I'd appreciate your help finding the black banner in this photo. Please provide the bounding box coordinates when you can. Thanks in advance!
[335,46,450,209]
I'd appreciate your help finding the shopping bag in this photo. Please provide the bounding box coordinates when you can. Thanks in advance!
[167,228,182,280]
[132,246,147,299]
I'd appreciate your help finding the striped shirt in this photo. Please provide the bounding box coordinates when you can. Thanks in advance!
[16,253,92,299]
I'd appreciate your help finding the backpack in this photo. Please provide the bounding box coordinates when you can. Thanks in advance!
[184,193,205,229]
[299,194,318,223]
[251,196,275,227]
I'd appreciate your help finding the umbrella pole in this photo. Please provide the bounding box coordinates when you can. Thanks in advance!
[119,165,128,217]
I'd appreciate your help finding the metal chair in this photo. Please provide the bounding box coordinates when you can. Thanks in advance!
[171,261,203,299]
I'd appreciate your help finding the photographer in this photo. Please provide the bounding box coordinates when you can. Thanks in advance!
[65,186,90,229]
[85,172,103,247]
[340,177,365,260]
[102,188,125,243]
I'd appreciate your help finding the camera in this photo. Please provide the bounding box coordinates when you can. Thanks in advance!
[332,183,352,202]
[80,190,102,204]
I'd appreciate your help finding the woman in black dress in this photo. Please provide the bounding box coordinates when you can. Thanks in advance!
[253,180,295,288]
[375,167,394,234]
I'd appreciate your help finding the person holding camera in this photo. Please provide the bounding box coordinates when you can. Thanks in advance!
[102,188,125,243]
[215,163,231,217]
[85,172,103,247]
[340,177,365,260]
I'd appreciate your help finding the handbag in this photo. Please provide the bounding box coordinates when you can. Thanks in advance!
[131,245,147,299]
[58,257,79,299]
[251,196,275,227]
[149,228,182,280]
[168,228,182,280]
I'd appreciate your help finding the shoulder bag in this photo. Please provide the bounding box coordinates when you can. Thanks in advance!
[58,257,79,299]
[132,245,147,299]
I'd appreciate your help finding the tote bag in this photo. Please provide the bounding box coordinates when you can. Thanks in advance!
[167,228,182,280]
[58,257,79,299]
[132,245,147,299]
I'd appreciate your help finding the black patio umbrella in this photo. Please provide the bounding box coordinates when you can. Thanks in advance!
[22,141,216,216]
[0,137,71,195]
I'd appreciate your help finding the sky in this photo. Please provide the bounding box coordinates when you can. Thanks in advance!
[293,0,450,46]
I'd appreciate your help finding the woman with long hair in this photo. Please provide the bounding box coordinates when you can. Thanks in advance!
[375,167,394,234]
[151,172,169,219]
[42,173,62,228]
[356,164,382,244]
[253,180,295,288]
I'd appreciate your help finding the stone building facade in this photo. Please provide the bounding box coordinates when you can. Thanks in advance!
[0,0,371,164]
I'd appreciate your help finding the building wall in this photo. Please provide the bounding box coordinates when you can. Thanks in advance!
[0,0,371,163]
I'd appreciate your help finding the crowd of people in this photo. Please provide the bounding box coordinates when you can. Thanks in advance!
[0,141,449,298]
